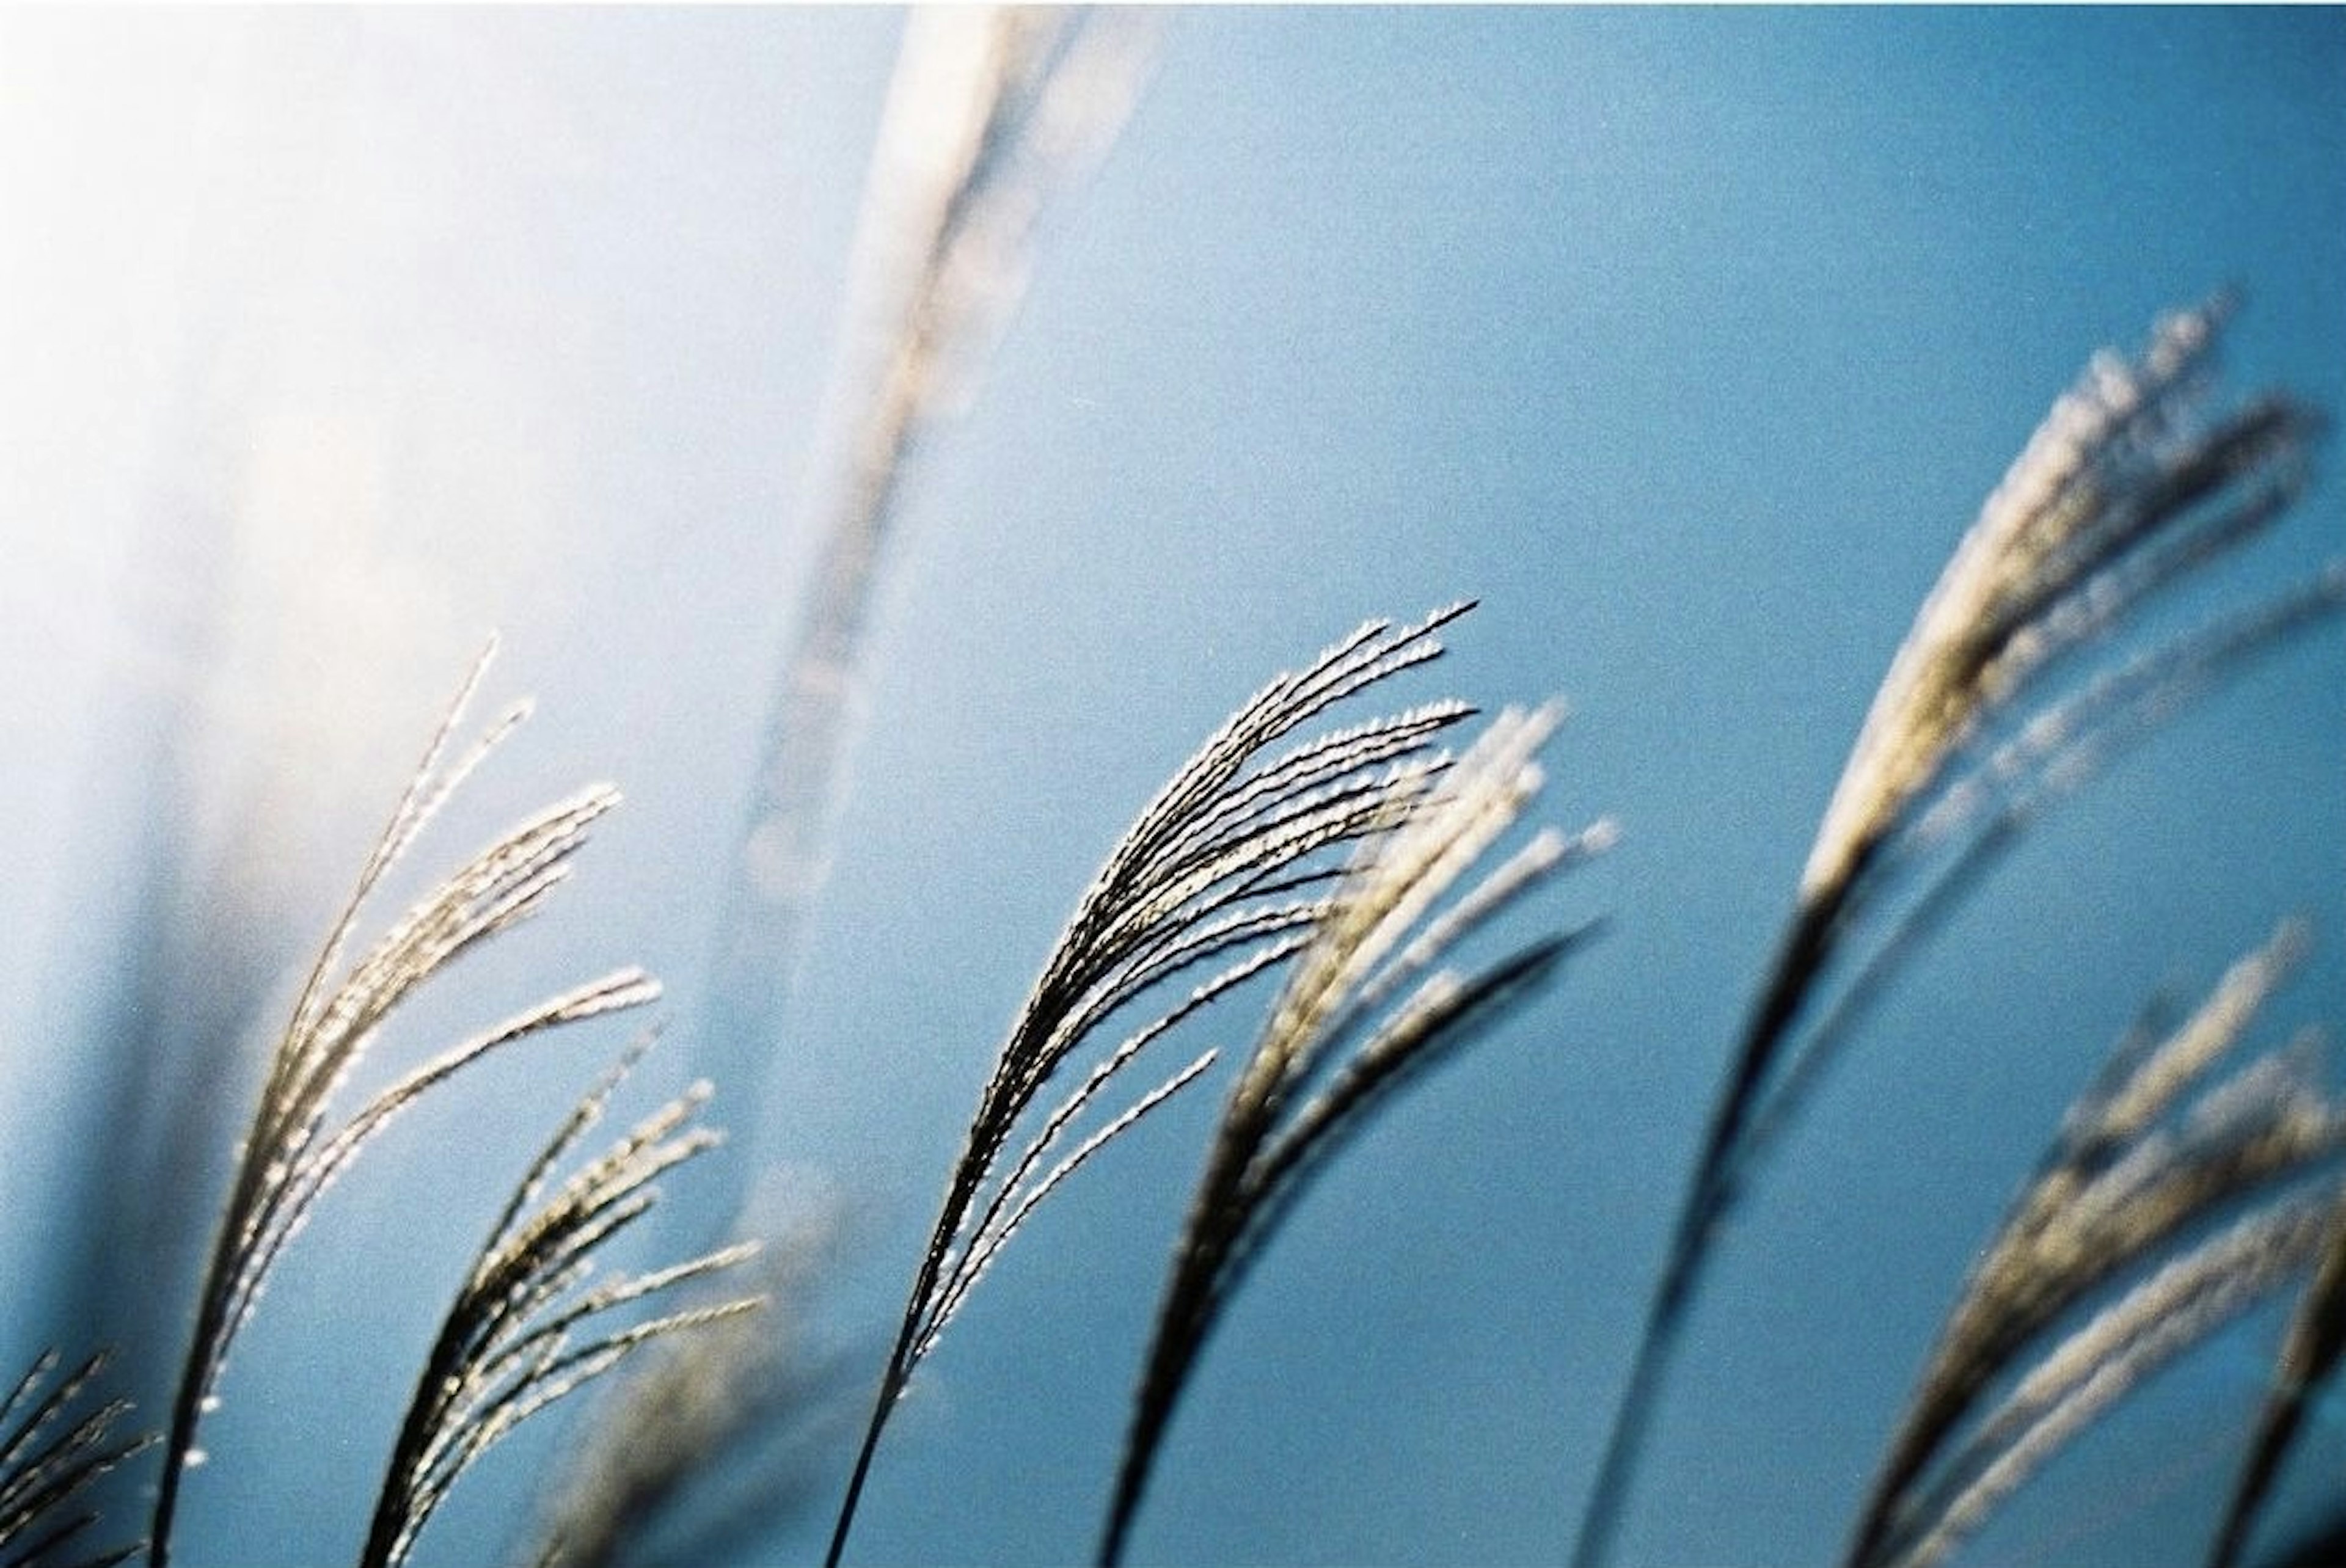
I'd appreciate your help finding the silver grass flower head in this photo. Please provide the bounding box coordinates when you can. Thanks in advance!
[1802,297,2310,909]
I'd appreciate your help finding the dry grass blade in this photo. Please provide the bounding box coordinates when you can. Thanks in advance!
[2209,1180,2346,1567]
[823,604,1482,1566]
[1846,922,2342,1568]
[0,1351,153,1568]
[1098,704,1610,1566]
[524,1194,849,1568]
[711,4,1158,1082]
[1575,298,2339,1568]
[361,1038,761,1568]
[145,646,660,1567]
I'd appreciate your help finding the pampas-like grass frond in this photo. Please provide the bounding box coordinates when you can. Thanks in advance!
[0,1351,153,1568]
[1883,1200,2331,1568]
[360,1037,760,1568]
[146,644,661,1567]
[823,604,1484,1566]
[1574,298,2341,1568]
[1846,921,2342,1568]
[1098,702,1610,1566]
[1799,296,2316,910]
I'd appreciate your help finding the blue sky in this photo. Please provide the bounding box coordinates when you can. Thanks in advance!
[1,9,2341,1567]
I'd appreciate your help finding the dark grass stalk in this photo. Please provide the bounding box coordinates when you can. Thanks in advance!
[2209,1187,2346,1567]
[2256,1506,2346,1568]
[1099,705,1611,1564]
[1571,297,2338,1568]
[825,606,1483,1566]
